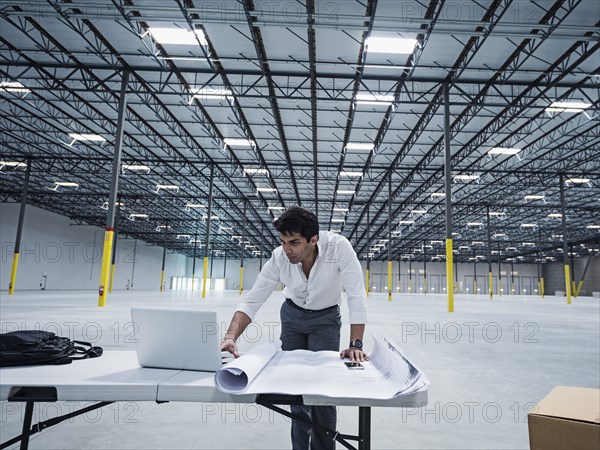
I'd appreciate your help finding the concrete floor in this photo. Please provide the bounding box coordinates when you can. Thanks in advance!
[1,289,598,450]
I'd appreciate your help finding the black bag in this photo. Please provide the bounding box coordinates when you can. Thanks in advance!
[0,330,103,367]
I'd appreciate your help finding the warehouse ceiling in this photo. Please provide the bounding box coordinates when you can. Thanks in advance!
[1,0,599,264]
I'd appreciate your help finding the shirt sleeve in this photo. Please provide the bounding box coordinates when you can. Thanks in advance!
[235,249,281,321]
[336,237,368,324]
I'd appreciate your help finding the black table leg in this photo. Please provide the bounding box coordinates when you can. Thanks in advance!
[20,401,34,450]
[358,406,371,450]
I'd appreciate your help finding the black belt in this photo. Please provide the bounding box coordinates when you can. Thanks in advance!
[285,298,338,313]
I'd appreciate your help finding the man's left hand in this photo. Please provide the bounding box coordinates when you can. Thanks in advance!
[340,347,368,362]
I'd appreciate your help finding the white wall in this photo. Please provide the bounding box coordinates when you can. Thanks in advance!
[1,203,186,291]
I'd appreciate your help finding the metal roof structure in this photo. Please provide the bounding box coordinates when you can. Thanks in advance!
[1,0,599,264]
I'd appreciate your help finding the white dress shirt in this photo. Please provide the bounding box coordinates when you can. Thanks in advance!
[236,231,367,324]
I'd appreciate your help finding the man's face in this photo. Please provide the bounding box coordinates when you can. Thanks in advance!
[280,231,317,264]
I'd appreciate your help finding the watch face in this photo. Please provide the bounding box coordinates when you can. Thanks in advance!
[351,339,363,349]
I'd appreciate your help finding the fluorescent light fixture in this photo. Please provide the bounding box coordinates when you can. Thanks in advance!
[0,81,30,93]
[454,174,479,181]
[189,239,202,244]
[0,161,26,169]
[268,206,285,210]
[243,167,269,176]
[257,187,277,193]
[339,171,363,177]
[156,184,179,192]
[336,189,355,195]
[546,100,591,113]
[506,247,517,251]
[50,181,79,190]
[410,209,427,214]
[333,207,349,212]
[224,138,255,147]
[459,246,470,250]
[203,214,220,220]
[219,225,232,231]
[524,195,545,201]
[345,143,374,151]
[489,211,506,217]
[586,225,600,229]
[431,240,443,245]
[128,213,148,220]
[365,36,418,54]
[100,201,124,210]
[467,222,483,226]
[185,203,205,209]
[399,220,415,225]
[176,234,191,239]
[566,177,590,184]
[522,242,535,246]
[189,86,232,102]
[68,133,106,142]
[122,164,150,172]
[355,92,394,106]
[430,192,446,198]
[147,27,207,46]
[488,147,521,155]
[548,213,562,218]
[156,225,171,231]
[472,241,484,245]
[493,233,507,238]
[331,218,345,223]
[520,223,537,228]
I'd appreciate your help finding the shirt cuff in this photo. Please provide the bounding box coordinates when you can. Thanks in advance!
[235,303,257,322]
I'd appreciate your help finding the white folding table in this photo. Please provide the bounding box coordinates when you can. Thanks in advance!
[0,351,428,450]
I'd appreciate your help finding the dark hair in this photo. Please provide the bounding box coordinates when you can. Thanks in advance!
[273,206,319,241]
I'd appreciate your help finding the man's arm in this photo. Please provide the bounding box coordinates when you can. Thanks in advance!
[220,311,251,358]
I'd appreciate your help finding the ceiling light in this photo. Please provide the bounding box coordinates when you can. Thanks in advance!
[520,223,537,228]
[68,133,106,142]
[219,225,232,231]
[410,209,427,214]
[156,225,171,231]
[268,206,284,210]
[524,195,545,201]
[431,240,443,245]
[489,211,507,217]
[48,181,79,191]
[203,214,220,220]
[488,147,521,155]
[122,164,150,173]
[548,213,562,218]
[430,192,446,198]
[365,36,418,54]
[337,189,355,195]
[0,161,26,169]
[147,27,207,46]
[156,184,179,193]
[128,213,148,220]
[493,233,507,238]
[566,177,591,184]
[189,86,232,102]
[100,201,124,210]
[467,222,483,226]
[586,225,600,229]
[176,234,191,239]
[545,100,591,113]
[345,143,374,151]
[331,218,345,223]
[339,171,363,177]
[454,174,479,181]
[472,241,484,245]
[355,92,394,106]
[189,239,202,244]
[257,187,277,193]
[399,220,415,225]
[0,81,30,93]
[522,242,535,246]
[333,207,349,212]
[244,167,268,176]
[185,203,205,209]
[224,138,255,147]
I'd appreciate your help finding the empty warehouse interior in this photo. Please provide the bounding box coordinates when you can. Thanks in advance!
[0,1,599,449]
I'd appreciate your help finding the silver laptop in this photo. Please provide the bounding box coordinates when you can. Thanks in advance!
[131,307,225,372]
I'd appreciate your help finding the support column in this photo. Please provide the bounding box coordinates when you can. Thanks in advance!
[510,260,515,294]
[560,174,571,304]
[537,229,544,298]
[486,207,493,301]
[569,244,576,297]
[130,239,137,289]
[99,70,129,307]
[239,200,247,295]
[191,233,198,292]
[202,164,215,298]
[366,205,370,297]
[473,248,477,295]
[423,243,427,295]
[160,225,167,292]
[387,171,392,302]
[443,83,454,312]
[8,159,31,295]
[408,256,412,295]
[108,198,121,293]
[497,242,502,297]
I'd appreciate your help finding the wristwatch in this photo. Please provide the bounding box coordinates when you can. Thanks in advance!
[349,339,363,350]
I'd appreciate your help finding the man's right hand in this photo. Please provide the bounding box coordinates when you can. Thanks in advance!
[220,337,240,358]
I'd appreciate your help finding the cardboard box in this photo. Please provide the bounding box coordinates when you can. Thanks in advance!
[528,386,600,450]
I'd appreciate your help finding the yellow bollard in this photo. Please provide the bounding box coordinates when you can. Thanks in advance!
[473,279,477,296]
[365,269,370,297]
[564,265,572,304]
[191,272,195,291]
[239,266,244,295]
[98,229,114,307]
[160,270,165,292]
[8,253,19,295]
[541,277,545,298]
[446,239,454,312]
[201,257,209,298]
[488,272,493,300]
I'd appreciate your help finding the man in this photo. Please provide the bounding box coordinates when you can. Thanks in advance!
[221,206,368,450]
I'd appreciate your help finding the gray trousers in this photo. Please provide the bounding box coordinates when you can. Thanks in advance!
[280,299,341,450]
